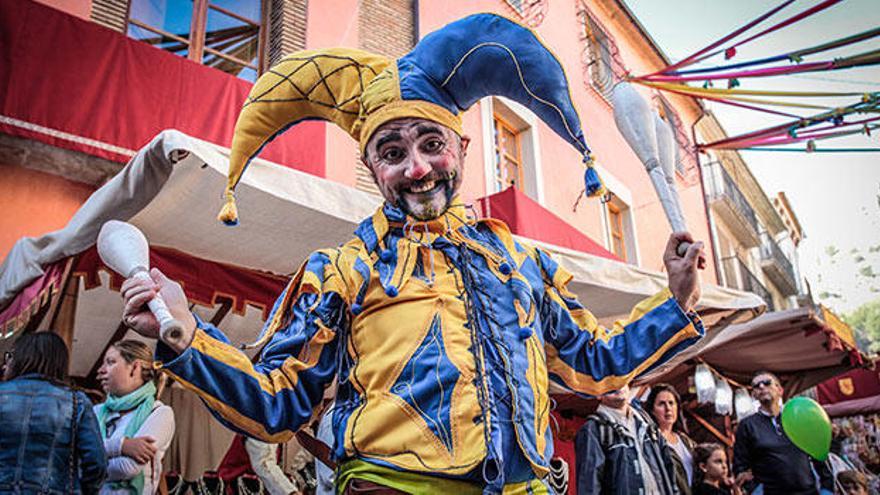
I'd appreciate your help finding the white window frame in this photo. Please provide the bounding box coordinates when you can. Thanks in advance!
[595,165,640,265]
[480,96,544,204]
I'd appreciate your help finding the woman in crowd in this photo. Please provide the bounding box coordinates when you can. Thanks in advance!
[96,339,175,494]
[692,443,741,495]
[0,332,107,493]
[647,383,696,495]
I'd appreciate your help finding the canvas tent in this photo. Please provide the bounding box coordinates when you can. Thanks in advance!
[638,304,866,396]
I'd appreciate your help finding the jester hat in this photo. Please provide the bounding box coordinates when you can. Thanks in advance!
[219,13,605,225]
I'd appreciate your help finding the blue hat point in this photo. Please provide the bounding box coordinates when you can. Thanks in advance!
[401,13,600,189]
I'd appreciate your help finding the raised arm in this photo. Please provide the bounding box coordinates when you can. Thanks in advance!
[537,243,704,396]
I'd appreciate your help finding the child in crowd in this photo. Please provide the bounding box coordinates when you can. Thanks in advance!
[693,443,742,495]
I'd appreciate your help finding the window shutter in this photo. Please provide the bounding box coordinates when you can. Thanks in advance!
[91,0,128,33]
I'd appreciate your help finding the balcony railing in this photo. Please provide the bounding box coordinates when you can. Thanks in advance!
[721,255,775,311]
[759,231,798,296]
[704,162,761,247]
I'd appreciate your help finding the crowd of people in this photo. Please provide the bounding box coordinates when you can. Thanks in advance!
[574,372,877,495]
[834,415,880,475]
[2,332,877,494]
[0,332,174,494]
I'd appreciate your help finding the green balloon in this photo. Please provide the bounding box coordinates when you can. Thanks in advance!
[781,396,831,461]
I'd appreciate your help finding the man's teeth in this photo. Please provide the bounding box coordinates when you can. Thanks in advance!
[409,180,436,193]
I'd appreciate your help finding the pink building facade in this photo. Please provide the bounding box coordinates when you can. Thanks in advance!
[4,0,718,284]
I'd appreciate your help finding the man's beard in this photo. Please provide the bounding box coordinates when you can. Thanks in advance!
[394,170,459,220]
[396,179,456,220]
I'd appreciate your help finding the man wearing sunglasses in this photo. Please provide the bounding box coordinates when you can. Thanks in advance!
[733,371,833,495]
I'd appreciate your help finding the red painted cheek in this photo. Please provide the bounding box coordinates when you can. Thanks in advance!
[428,149,460,172]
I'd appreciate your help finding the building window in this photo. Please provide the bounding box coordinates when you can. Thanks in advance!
[502,0,548,27]
[127,0,266,82]
[482,97,544,202]
[578,8,625,100]
[607,202,626,259]
[602,194,637,263]
[656,95,696,176]
[494,114,524,191]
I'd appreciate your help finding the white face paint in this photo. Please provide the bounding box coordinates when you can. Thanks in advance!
[363,118,469,220]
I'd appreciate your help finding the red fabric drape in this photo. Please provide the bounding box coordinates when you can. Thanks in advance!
[0,260,67,329]
[74,246,288,319]
[817,361,880,405]
[479,187,618,260]
[0,0,325,176]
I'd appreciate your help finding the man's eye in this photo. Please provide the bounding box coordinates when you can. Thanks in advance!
[423,139,444,152]
[381,148,404,162]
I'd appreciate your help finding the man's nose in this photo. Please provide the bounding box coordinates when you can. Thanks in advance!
[404,153,432,180]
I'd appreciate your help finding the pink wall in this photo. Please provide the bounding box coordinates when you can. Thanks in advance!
[31,0,90,20]
[32,0,716,283]
[414,1,716,282]
[0,166,95,260]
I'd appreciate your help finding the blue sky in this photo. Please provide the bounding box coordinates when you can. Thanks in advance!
[627,0,880,313]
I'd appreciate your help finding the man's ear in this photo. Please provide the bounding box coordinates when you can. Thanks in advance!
[360,153,377,178]
[460,135,471,157]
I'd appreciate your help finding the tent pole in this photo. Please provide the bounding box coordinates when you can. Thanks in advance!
[684,408,734,447]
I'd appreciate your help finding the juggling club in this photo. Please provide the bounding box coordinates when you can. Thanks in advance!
[97,220,185,346]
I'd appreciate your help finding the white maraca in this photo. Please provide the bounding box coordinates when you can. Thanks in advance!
[97,220,185,346]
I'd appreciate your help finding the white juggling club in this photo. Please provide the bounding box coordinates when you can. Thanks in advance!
[97,220,185,345]
[611,82,690,256]
[653,109,688,232]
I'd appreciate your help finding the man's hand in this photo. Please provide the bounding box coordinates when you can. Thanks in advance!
[664,232,705,309]
[121,436,157,464]
[734,470,753,489]
[121,268,195,351]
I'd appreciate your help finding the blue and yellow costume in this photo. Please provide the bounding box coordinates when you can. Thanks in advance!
[158,13,704,494]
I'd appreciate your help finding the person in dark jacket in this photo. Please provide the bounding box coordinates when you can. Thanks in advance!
[575,384,679,495]
[0,332,107,494]
[733,371,833,495]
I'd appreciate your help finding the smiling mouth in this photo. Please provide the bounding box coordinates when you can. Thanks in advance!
[405,172,456,195]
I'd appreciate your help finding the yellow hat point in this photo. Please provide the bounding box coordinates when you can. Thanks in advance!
[218,191,239,226]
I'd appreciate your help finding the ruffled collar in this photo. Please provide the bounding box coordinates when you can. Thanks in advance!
[356,198,475,252]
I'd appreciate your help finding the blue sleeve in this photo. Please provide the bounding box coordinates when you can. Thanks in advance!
[536,249,704,396]
[156,251,347,442]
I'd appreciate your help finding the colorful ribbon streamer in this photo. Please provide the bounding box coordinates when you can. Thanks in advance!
[665,26,880,76]
[741,147,880,153]
[643,0,796,77]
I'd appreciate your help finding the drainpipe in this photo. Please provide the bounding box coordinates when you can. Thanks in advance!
[692,110,723,285]
[412,0,420,42]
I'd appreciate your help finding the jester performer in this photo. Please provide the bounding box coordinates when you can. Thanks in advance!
[121,13,706,494]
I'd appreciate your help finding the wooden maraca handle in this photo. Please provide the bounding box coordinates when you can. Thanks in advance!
[130,269,185,346]
[676,241,691,258]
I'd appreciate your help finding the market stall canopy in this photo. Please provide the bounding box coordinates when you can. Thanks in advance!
[0,130,765,376]
[638,305,866,396]
[817,358,880,417]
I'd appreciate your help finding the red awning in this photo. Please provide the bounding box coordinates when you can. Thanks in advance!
[74,246,288,320]
[0,0,324,175]
[817,359,880,417]
[478,187,618,259]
